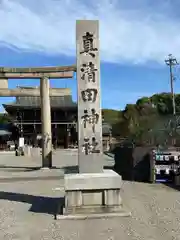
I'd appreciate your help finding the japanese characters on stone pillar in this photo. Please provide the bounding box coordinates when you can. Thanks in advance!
[76,20,103,173]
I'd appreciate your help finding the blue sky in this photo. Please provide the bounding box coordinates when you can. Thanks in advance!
[0,0,180,112]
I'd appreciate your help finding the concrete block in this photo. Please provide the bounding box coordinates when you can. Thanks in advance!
[63,170,126,216]
[56,210,131,220]
[105,189,122,206]
[65,169,122,191]
[82,191,103,205]
[66,191,82,207]
[24,146,32,157]
[30,147,41,157]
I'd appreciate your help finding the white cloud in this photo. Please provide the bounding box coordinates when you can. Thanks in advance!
[0,0,179,64]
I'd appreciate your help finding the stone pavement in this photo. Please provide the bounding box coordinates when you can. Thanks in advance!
[0,150,180,239]
[0,149,114,181]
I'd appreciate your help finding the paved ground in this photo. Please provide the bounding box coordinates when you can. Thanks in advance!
[0,150,180,239]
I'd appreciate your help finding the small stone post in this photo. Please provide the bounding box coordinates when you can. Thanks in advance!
[76,20,103,173]
[40,77,52,168]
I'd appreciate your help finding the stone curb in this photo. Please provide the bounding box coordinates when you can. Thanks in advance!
[55,210,131,220]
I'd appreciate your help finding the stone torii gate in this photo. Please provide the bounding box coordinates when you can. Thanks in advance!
[0,65,76,168]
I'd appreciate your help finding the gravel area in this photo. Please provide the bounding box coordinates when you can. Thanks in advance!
[0,151,180,239]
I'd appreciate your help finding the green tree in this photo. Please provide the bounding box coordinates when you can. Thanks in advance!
[104,92,180,142]
[0,113,11,124]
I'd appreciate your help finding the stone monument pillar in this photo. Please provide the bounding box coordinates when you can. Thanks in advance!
[61,20,130,219]
[40,77,52,168]
[76,20,103,173]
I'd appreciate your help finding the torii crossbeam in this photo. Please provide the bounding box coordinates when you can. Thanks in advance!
[0,65,76,168]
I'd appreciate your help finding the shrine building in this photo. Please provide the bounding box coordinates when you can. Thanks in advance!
[3,86,112,150]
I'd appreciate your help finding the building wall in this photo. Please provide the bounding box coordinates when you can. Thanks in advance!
[5,107,111,150]
[6,107,77,148]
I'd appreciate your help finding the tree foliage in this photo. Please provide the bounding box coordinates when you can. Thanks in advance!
[102,109,120,124]
[0,113,12,124]
[103,92,180,144]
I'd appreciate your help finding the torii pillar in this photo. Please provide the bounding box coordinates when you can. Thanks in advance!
[40,76,52,168]
[0,65,75,168]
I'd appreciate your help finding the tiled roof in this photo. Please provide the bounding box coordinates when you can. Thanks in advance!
[3,88,77,109]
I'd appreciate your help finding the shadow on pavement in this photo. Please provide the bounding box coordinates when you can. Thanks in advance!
[0,165,41,172]
[63,165,79,174]
[0,165,63,172]
[63,165,114,174]
[104,152,114,158]
[163,183,180,191]
[104,165,114,170]
[0,191,64,216]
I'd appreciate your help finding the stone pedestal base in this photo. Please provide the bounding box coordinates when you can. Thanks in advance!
[24,146,32,157]
[58,170,130,219]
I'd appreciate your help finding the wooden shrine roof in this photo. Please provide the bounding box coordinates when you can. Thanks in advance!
[3,87,77,109]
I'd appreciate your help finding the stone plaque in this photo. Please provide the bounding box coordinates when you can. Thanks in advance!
[76,20,103,173]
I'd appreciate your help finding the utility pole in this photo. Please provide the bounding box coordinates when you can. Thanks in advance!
[165,54,178,116]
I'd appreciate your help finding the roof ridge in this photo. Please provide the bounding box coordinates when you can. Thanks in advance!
[3,94,77,108]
